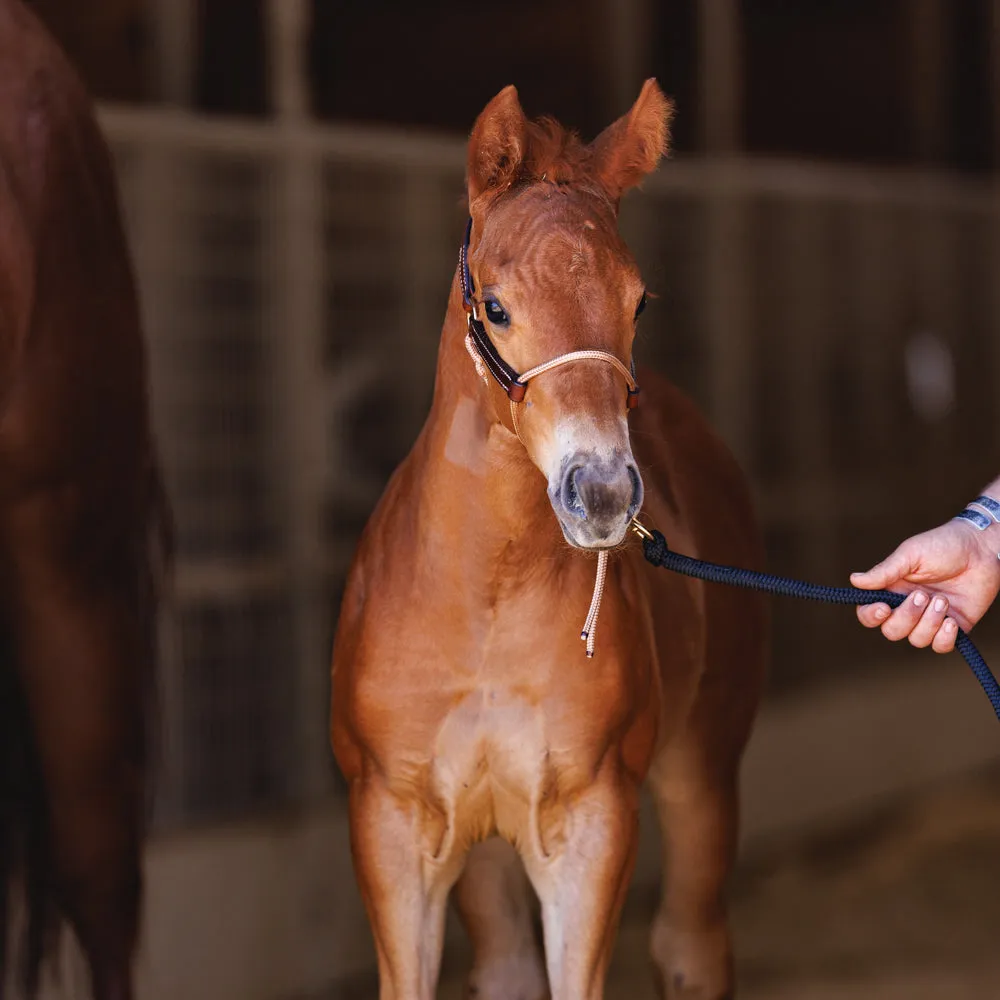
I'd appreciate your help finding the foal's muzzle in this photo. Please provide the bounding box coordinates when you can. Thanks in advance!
[550,452,644,548]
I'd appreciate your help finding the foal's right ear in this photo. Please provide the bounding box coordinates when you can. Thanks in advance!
[591,78,672,203]
[467,85,528,204]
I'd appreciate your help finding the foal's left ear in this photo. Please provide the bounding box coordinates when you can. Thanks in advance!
[591,78,673,203]
[467,85,528,204]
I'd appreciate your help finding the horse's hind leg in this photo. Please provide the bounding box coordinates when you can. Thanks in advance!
[18,598,144,1000]
[453,838,548,1000]
[8,496,147,1000]
[647,601,765,1000]
[647,746,739,1000]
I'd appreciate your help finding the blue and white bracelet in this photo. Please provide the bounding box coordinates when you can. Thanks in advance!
[954,495,1000,532]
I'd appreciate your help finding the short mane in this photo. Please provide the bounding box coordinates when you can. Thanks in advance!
[522,117,595,186]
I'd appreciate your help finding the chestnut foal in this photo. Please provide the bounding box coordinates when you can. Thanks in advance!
[331,80,767,1000]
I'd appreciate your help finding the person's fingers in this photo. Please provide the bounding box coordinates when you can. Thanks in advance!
[850,545,916,590]
[931,617,959,654]
[856,603,891,628]
[880,590,929,642]
[907,594,949,648]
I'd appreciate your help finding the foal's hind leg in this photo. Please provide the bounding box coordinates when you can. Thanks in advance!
[647,604,765,1000]
[647,745,739,1000]
[8,496,147,1000]
[454,838,548,1000]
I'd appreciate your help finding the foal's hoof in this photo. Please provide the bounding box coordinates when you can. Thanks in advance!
[467,990,549,1000]
[652,968,734,1000]
[466,985,550,1000]
[651,964,734,1000]
[465,955,549,1000]
[650,917,734,999]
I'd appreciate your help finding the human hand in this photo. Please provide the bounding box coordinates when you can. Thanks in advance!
[850,519,1000,652]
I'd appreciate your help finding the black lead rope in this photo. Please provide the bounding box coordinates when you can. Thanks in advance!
[637,527,1000,722]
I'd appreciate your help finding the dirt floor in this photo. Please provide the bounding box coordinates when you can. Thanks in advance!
[430,764,1000,999]
[720,764,1000,999]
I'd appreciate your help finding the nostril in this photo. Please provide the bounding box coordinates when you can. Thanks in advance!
[627,464,643,514]
[563,465,586,519]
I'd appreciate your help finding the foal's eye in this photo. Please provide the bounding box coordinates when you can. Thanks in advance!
[484,299,510,326]
[634,291,647,320]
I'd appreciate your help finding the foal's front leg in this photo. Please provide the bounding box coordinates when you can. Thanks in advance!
[349,777,462,1000]
[524,775,640,1000]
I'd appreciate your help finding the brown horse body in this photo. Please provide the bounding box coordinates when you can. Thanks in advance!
[0,3,168,998]
[332,82,766,1000]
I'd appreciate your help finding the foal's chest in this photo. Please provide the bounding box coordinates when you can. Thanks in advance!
[418,632,654,826]
[431,682,551,795]
[341,552,662,840]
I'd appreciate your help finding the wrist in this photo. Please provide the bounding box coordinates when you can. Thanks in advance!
[978,522,1000,566]
[953,495,1000,564]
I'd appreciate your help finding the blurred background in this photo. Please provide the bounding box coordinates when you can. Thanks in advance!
[21,1,1000,997]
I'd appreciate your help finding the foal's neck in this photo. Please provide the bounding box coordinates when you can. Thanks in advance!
[414,281,572,579]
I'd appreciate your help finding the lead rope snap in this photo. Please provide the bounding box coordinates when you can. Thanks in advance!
[580,549,609,657]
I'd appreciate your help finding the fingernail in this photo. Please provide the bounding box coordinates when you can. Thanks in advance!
[932,597,946,613]
[944,620,956,633]
[913,592,927,607]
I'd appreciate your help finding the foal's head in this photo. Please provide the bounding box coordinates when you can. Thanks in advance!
[463,79,672,549]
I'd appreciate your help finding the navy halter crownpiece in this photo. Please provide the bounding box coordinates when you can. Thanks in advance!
[459,218,640,409]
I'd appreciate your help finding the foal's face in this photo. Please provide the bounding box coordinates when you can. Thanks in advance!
[465,78,672,549]
[471,189,646,549]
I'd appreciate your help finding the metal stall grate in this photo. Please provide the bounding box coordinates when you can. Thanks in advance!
[101,107,1000,828]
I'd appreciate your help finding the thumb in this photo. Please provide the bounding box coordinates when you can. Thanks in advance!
[850,545,916,591]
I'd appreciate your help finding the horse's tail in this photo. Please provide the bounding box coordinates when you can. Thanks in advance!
[0,635,60,999]
[0,453,174,1000]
